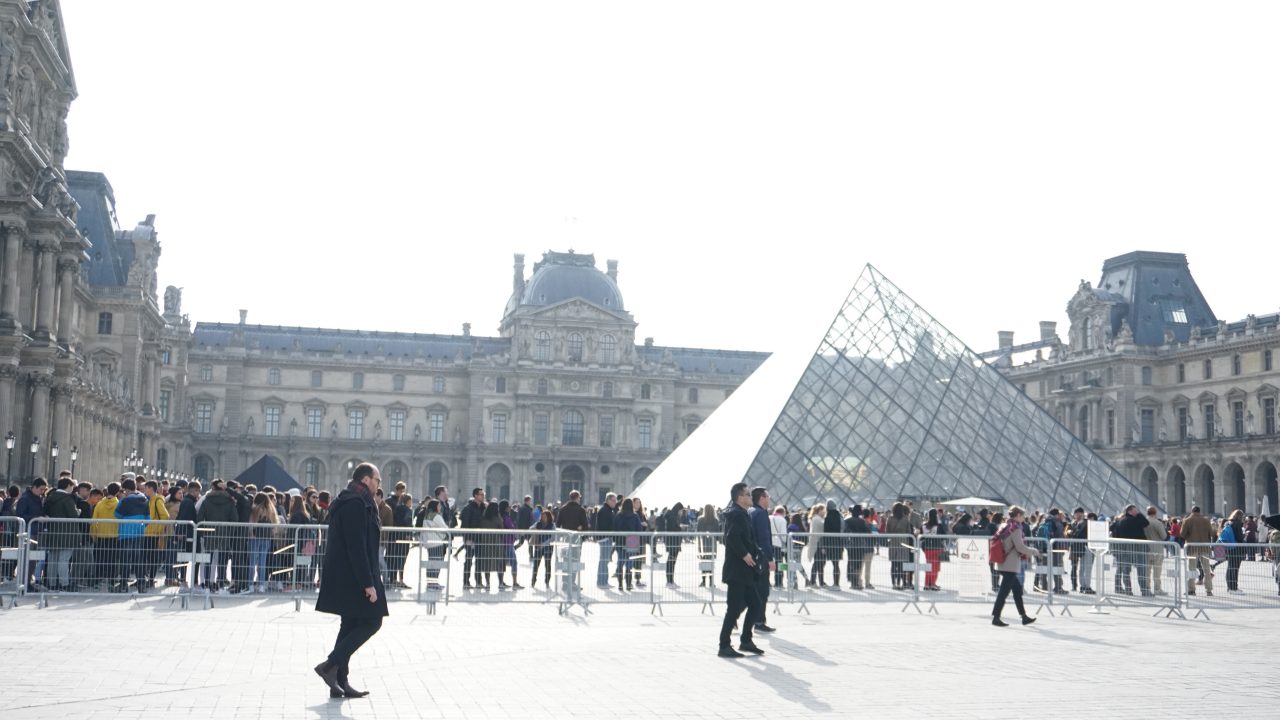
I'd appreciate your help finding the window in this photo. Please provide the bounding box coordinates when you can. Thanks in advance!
[156,448,168,471]
[268,368,281,385]
[640,383,651,400]
[1265,397,1276,435]
[534,331,551,361]
[389,410,406,441]
[492,413,507,444]
[97,312,112,335]
[562,410,584,446]
[159,390,171,423]
[688,387,699,404]
[1177,407,1189,441]
[433,376,446,393]
[537,378,548,396]
[600,335,617,364]
[1141,367,1152,386]
[495,377,506,394]
[304,459,320,486]
[533,412,549,446]
[1083,317,1094,351]
[1161,301,1189,324]
[311,370,323,388]
[1232,355,1242,376]
[264,405,281,437]
[1203,404,1215,439]
[1203,359,1213,380]
[195,402,213,434]
[353,372,364,390]
[429,411,445,442]
[603,381,613,399]
[638,418,652,449]
[1234,401,1245,436]
[1140,408,1154,444]
[1106,409,1115,446]
[566,333,584,363]
[1266,350,1274,372]
[306,407,323,438]
[1177,363,1185,383]
[348,409,365,440]
[161,349,171,365]
[393,374,405,392]
[599,415,614,448]
[199,365,212,382]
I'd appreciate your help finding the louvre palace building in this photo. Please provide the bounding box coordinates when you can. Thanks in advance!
[988,251,1280,517]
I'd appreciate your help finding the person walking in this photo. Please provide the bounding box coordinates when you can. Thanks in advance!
[991,506,1041,627]
[314,463,387,700]
[1179,506,1214,596]
[717,482,764,658]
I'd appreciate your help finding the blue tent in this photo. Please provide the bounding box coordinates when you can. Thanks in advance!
[233,455,304,492]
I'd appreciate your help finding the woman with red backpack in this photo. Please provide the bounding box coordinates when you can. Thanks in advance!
[990,506,1043,627]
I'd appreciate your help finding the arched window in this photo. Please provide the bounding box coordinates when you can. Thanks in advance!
[193,454,214,480]
[562,410,584,446]
[534,331,551,361]
[600,334,617,364]
[537,378,548,396]
[268,368,281,386]
[567,333,584,363]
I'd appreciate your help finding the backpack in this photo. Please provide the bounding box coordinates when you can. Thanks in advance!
[1037,522,1053,540]
[989,533,1007,565]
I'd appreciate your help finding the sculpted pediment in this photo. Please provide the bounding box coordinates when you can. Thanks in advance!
[528,298,627,323]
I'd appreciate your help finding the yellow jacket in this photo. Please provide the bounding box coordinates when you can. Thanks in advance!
[90,497,119,539]
[144,494,170,536]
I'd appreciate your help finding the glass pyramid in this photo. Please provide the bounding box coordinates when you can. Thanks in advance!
[636,265,1159,515]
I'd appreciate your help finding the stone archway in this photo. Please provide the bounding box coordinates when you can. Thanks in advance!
[193,454,214,481]
[1256,461,1278,515]
[1223,462,1246,514]
[560,464,585,502]
[1167,465,1187,515]
[485,463,512,502]
[1139,466,1159,505]
[1193,464,1216,515]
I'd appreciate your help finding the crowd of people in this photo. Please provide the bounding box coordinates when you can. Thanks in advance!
[2,470,1278,607]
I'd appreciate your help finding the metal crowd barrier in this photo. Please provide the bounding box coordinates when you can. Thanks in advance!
[787,533,920,612]
[442,528,572,610]
[1,517,24,607]
[1045,538,1184,618]
[1183,542,1280,619]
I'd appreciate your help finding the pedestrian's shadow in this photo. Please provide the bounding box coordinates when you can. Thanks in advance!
[762,635,838,667]
[307,700,357,718]
[741,658,834,713]
[1026,626,1127,649]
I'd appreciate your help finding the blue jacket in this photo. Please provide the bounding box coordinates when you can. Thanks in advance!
[115,492,149,539]
[748,505,773,555]
[15,490,45,537]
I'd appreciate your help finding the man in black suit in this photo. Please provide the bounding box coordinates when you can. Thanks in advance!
[718,482,764,658]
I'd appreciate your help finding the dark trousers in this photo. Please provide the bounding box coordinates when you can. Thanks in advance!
[846,553,864,588]
[719,580,761,647]
[992,570,1026,619]
[327,615,383,681]
[1226,555,1243,591]
[463,542,479,585]
[665,546,680,584]
[531,546,552,582]
[119,538,146,586]
[754,573,770,623]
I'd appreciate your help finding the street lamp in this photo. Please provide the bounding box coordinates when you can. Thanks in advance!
[4,431,13,482]
[29,436,38,480]
[70,446,77,476]
[50,441,58,477]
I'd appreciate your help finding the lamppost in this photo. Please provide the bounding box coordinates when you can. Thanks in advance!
[29,436,38,480]
[4,431,13,482]
[70,446,77,476]
[49,441,58,477]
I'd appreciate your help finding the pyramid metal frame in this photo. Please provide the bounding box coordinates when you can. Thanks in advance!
[742,265,1159,514]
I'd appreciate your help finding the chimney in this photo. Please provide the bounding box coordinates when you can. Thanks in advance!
[644,337,654,348]
[1039,321,1057,341]
[607,259,618,282]
[998,331,1014,350]
[513,254,525,295]
[239,309,248,326]
[462,323,471,337]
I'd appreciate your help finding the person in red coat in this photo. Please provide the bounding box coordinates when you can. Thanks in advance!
[314,463,388,699]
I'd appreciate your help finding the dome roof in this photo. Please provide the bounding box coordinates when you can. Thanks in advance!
[516,251,625,313]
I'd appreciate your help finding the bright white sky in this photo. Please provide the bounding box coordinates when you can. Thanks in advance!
[59,1,1280,356]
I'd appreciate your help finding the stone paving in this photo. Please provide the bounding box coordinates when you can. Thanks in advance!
[0,591,1272,720]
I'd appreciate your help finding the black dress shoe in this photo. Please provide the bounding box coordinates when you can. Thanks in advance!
[339,680,370,698]
[314,662,340,693]
[754,623,777,633]
[738,643,765,655]
[992,618,1008,627]
[1021,615,1036,626]
[718,646,745,658]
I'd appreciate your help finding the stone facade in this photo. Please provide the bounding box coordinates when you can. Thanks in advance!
[170,251,768,504]
[992,252,1280,517]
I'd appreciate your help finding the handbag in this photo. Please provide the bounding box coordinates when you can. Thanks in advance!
[989,534,1007,564]
[1212,544,1227,561]
[625,534,640,550]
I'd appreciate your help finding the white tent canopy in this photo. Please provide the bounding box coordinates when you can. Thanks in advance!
[937,496,1006,508]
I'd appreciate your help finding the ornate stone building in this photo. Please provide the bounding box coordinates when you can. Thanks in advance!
[989,251,1280,517]
[169,251,768,503]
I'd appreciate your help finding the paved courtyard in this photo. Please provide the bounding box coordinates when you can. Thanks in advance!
[0,593,1273,719]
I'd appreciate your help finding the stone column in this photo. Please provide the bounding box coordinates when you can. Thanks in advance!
[34,242,57,340]
[0,364,15,441]
[29,375,51,478]
[152,357,161,415]
[0,228,21,327]
[141,356,153,414]
[51,387,69,453]
[56,258,77,347]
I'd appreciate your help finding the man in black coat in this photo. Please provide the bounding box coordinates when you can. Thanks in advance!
[843,505,870,589]
[315,463,387,699]
[718,482,764,658]
[1111,504,1151,596]
[458,487,486,588]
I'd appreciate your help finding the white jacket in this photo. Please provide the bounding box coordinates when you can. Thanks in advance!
[805,516,826,563]
[769,514,788,550]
